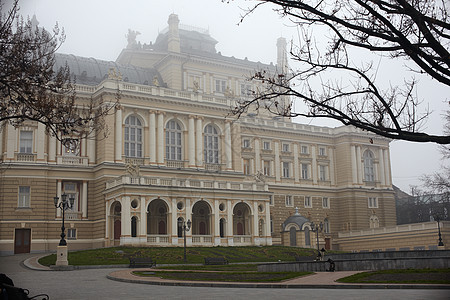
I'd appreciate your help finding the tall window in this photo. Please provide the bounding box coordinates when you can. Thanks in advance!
[263,141,271,150]
[319,147,326,156]
[368,197,378,208]
[319,165,326,181]
[301,163,309,179]
[285,195,293,206]
[124,115,142,158]
[165,120,182,161]
[18,186,30,207]
[304,196,312,208]
[324,218,330,233]
[282,143,290,152]
[215,79,226,93]
[63,138,80,156]
[242,139,251,148]
[282,162,290,178]
[243,159,250,175]
[240,83,252,96]
[322,197,330,208]
[363,150,375,182]
[19,131,33,153]
[63,182,79,212]
[204,124,219,164]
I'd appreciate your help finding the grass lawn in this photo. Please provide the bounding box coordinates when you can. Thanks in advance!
[337,269,450,284]
[38,245,324,266]
[132,270,312,282]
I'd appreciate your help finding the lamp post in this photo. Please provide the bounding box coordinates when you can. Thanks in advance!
[178,218,192,263]
[436,216,444,247]
[310,221,323,259]
[54,193,74,246]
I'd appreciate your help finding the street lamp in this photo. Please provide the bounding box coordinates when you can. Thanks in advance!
[436,216,444,247]
[310,221,323,259]
[54,193,74,246]
[178,218,192,263]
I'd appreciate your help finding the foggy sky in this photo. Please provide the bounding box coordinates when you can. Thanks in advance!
[7,0,449,193]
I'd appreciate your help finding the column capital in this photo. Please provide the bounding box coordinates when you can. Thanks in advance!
[148,109,156,114]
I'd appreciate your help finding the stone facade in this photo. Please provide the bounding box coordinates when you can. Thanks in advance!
[0,14,396,255]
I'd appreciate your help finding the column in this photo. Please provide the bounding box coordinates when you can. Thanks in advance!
[253,202,259,238]
[87,129,96,164]
[115,108,122,161]
[157,112,164,164]
[384,149,391,185]
[274,141,280,182]
[82,181,88,218]
[37,122,45,160]
[195,117,203,166]
[214,200,220,245]
[48,134,56,162]
[185,198,192,246]
[57,180,62,217]
[254,139,261,172]
[140,196,147,238]
[350,145,357,184]
[188,116,196,167]
[6,123,15,159]
[293,143,299,182]
[227,201,233,244]
[171,199,178,245]
[311,145,317,184]
[329,147,336,185]
[105,201,110,240]
[121,196,131,241]
[149,111,156,164]
[356,146,362,183]
[224,121,232,170]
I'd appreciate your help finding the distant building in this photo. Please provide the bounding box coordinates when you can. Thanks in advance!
[0,14,398,255]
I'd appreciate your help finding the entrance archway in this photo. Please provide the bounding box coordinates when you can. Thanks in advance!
[147,199,169,235]
[110,201,122,243]
[233,202,251,236]
[192,200,211,235]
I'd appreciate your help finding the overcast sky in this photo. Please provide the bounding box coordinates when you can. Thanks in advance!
[6,0,448,193]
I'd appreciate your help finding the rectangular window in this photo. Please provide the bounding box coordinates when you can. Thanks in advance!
[282,143,290,152]
[240,83,252,96]
[263,141,271,150]
[282,162,290,178]
[319,165,326,181]
[319,147,326,156]
[63,182,79,211]
[285,195,293,207]
[368,197,378,208]
[243,159,250,175]
[19,131,33,153]
[301,163,309,179]
[242,139,251,148]
[322,197,329,208]
[301,145,308,154]
[304,196,312,208]
[215,79,226,93]
[263,160,271,176]
[269,195,274,206]
[67,228,77,240]
[18,186,30,208]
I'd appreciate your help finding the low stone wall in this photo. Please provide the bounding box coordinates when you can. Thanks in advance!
[257,250,450,272]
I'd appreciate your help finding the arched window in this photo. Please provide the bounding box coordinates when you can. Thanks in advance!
[324,218,330,233]
[124,115,143,158]
[363,150,374,182]
[166,120,182,161]
[204,124,219,164]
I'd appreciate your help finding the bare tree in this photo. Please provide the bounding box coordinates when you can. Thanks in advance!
[0,0,118,147]
[228,0,450,144]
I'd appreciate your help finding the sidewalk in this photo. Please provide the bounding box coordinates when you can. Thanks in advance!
[22,256,450,289]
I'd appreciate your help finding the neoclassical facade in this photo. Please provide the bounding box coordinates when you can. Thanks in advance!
[0,14,396,255]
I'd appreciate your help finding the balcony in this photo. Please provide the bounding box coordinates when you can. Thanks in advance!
[17,153,36,162]
[57,156,89,166]
[166,160,185,169]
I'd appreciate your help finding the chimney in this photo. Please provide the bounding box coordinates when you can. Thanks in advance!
[167,14,180,53]
[276,37,288,74]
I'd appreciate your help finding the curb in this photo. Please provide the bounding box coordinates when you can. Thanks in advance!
[106,273,450,290]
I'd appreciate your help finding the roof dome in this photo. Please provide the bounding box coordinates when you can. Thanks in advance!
[282,208,310,232]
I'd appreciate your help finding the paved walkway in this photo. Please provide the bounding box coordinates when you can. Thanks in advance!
[21,255,450,290]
